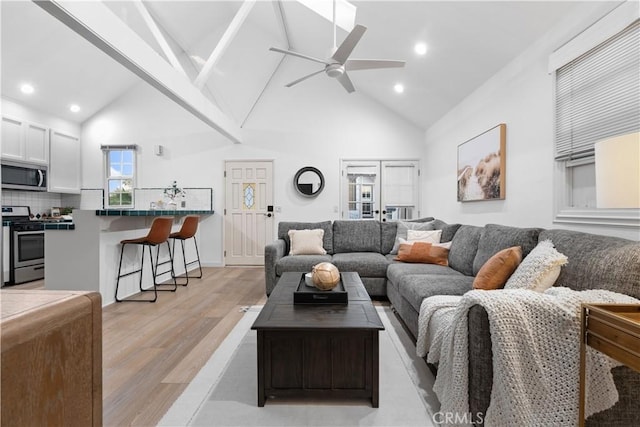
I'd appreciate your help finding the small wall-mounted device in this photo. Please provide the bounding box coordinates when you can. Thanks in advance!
[154,145,164,156]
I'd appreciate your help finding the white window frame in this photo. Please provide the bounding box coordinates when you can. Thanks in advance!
[340,159,421,221]
[551,3,639,229]
[102,145,137,209]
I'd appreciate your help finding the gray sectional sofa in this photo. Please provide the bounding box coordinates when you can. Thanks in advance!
[265,218,640,425]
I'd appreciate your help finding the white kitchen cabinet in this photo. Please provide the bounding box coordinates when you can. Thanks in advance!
[1,116,49,165]
[49,129,81,193]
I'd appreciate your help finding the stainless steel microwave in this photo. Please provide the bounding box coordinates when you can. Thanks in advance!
[1,161,47,191]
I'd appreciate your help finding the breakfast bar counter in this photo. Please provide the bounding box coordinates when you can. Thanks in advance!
[95,209,213,216]
[45,209,213,305]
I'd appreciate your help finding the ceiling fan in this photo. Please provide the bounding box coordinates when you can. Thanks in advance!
[269,13,405,93]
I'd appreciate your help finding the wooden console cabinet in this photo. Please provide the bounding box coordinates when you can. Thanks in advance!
[579,303,640,427]
[1,290,102,426]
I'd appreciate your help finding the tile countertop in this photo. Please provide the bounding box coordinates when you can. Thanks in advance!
[95,209,214,216]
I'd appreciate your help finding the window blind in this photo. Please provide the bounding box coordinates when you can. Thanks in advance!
[100,144,138,151]
[555,20,639,161]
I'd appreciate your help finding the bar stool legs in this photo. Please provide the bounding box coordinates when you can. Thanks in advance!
[171,235,203,286]
[169,215,203,286]
[154,241,178,292]
[114,217,175,303]
[115,242,158,303]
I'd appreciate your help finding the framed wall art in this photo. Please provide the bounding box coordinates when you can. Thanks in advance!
[457,123,506,202]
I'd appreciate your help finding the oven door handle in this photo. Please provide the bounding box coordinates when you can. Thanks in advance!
[37,169,44,187]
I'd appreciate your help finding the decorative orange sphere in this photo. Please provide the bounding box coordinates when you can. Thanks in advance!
[311,262,340,290]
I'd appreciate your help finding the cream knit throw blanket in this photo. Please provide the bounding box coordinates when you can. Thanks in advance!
[417,287,638,426]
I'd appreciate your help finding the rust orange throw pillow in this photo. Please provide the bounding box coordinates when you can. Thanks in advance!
[396,242,449,266]
[473,246,523,290]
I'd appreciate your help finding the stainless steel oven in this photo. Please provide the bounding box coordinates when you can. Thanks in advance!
[12,225,45,283]
[2,206,45,285]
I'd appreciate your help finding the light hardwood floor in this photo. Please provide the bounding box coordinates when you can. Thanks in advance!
[10,266,267,426]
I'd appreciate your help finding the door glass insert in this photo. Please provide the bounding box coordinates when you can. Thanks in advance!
[243,183,255,210]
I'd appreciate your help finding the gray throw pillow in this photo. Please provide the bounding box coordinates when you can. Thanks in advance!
[390,220,435,254]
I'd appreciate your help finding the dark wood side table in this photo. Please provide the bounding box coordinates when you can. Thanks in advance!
[579,303,640,427]
[251,271,384,407]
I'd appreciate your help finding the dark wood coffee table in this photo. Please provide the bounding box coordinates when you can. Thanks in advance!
[251,271,384,407]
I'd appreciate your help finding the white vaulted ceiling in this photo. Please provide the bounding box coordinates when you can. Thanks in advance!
[1,1,610,132]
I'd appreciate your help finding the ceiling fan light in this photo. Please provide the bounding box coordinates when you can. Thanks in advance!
[326,64,345,78]
[414,42,428,56]
[394,83,404,94]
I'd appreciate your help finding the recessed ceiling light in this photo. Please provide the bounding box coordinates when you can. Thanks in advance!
[414,42,428,56]
[69,104,81,113]
[394,83,404,94]
[20,83,35,94]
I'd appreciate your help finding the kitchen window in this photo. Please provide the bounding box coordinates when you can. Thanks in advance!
[102,145,137,208]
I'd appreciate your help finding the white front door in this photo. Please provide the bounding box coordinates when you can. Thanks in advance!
[224,161,274,265]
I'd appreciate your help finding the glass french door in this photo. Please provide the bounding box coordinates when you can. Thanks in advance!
[341,160,420,221]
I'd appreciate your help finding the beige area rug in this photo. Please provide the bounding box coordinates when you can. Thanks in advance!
[159,306,439,426]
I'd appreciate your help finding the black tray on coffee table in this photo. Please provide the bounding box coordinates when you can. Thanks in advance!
[293,273,348,305]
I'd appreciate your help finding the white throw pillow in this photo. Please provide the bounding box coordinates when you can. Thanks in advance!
[288,229,326,255]
[407,229,442,244]
[397,237,451,249]
[390,220,436,254]
[505,240,568,292]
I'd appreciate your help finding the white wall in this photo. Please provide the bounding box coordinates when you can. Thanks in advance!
[422,2,639,241]
[81,58,425,265]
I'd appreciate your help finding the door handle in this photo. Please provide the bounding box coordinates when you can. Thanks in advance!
[374,210,380,214]
[37,170,44,187]
[264,213,272,218]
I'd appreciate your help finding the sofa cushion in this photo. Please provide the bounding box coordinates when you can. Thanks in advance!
[381,221,398,255]
[398,274,474,312]
[288,229,326,255]
[505,240,567,292]
[472,224,542,276]
[390,221,436,254]
[448,225,483,276]
[431,219,463,243]
[539,229,640,298]
[333,220,381,253]
[278,221,333,254]
[387,262,463,286]
[332,252,389,278]
[275,254,332,276]
[407,229,442,243]
[473,246,522,290]
[396,242,449,266]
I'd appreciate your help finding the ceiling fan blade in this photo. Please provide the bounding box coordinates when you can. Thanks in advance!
[336,72,355,93]
[331,24,367,64]
[269,47,329,65]
[285,69,326,87]
[345,59,406,71]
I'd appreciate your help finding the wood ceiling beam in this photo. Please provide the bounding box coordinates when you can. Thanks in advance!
[34,0,243,144]
[132,0,187,78]
[193,0,256,89]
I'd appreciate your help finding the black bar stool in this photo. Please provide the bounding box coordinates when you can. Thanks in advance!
[169,215,203,286]
[115,217,177,302]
